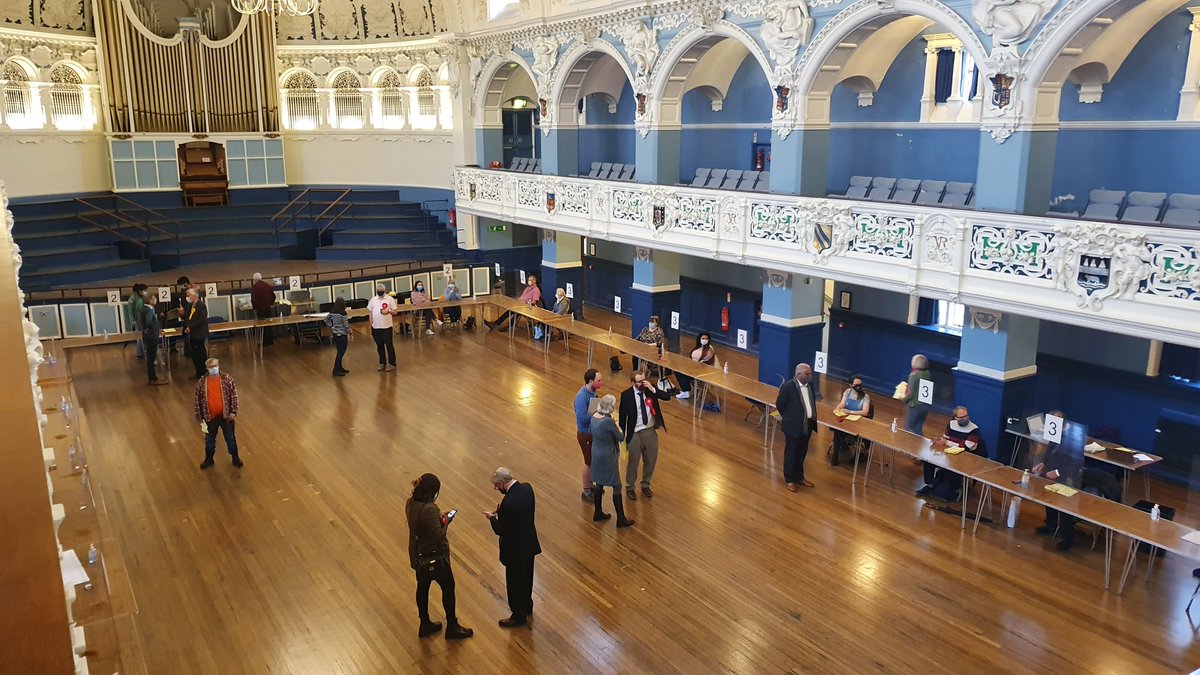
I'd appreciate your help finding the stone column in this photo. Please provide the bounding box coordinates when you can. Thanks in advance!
[539,230,584,318]
[630,247,681,351]
[758,271,825,385]
[953,309,1040,460]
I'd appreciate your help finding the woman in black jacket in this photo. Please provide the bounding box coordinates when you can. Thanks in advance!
[406,473,473,640]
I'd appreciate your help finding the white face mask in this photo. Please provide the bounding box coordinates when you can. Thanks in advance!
[700,339,709,345]
[208,367,219,376]
[649,323,657,330]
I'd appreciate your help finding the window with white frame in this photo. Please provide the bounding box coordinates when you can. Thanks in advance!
[332,71,364,129]
[488,0,518,20]
[377,70,405,129]
[283,71,319,130]
[920,34,981,123]
[935,300,965,331]
[2,61,37,129]
[49,64,87,130]
[416,71,436,117]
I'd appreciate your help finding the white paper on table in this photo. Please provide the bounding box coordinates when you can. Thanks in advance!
[304,313,329,318]
[1084,441,1106,454]
[1133,453,1153,463]
[1182,530,1200,546]
[61,549,90,587]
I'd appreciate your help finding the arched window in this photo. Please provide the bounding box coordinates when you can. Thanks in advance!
[283,71,319,130]
[49,64,86,130]
[416,71,437,118]
[332,71,364,129]
[377,70,405,129]
[2,61,36,129]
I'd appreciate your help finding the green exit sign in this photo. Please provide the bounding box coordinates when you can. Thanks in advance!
[487,225,507,233]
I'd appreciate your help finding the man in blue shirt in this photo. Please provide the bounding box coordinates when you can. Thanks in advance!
[574,368,604,501]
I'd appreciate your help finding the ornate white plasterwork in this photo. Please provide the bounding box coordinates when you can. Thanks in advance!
[920,213,964,268]
[968,308,1003,333]
[972,0,1055,49]
[1049,222,1154,312]
[760,0,814,66]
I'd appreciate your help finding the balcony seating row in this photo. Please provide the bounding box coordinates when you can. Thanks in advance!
[584,162,637,181]
[1065,190,1200,228]
[834,176,975,206]
[508,157,541,173]
[686,168,770,192]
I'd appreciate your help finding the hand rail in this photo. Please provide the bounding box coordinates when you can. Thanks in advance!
[108,193,185,234]
[271,187,311,221]
[318,202,354,237]
[76,213,146,248]
[314,188,352,223]
[73,198,178,241]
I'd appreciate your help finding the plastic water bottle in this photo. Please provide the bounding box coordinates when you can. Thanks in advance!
[87,544,98,565]
[1020,469,1030,488]
[1151,504,1161,522]
[891,418,898,433]
[60,395,68,412]
[723,362,729,374]
[1007,497,1021,528]
[47,351,57,366]
[68,445,78,470]
[81,470,89,488]
[103,330,109,341]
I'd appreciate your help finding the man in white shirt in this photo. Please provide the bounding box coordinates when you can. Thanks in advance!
[366,284,397,371]
[776,363,819,491]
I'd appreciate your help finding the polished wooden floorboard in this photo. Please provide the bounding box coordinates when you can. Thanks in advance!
[67,319,1200,675]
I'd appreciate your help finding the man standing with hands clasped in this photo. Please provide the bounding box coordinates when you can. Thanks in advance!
[619,370,672,500]
[777,363,819,491]
[194,358,242,470]
[483,467,541,629]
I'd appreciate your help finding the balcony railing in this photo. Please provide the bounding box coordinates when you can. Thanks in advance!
[453,167,1200,348]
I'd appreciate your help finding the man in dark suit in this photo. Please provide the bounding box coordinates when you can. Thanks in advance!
[485,467,541,628]
[183,288,209,379]
[776,363,819,491]
[619,370,672,500]
[1033,414,1088,550]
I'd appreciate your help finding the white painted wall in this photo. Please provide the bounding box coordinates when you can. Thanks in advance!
[283,133,460,189]
[0,135,111,198]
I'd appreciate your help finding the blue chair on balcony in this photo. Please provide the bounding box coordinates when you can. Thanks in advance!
[843,175,871,198]
[595,162,612,179]
[705,169,727,189]
[1082,189,1125,220]
[754,173,770,192]
[915,180,946,205]
[942,182,974,207]
[721,170,743,190]
[737,171,759,191]
[866,177,896,201]
[1163,194,1200,228]
[889,178,920,203]
[586,162,602,178]
[1121,192,1166,224]
[690,168,711,187]
[617,164,635,181]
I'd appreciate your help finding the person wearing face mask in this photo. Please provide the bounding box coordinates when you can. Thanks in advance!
[440,279,463,325]
[776,363,819,491]
[830,375,872,466]
[632,315,671,384]
[675,332,718,400]
[918,406,986,501]
[406,473,474,640]
[193,358,242,469]
[183,288,209,379]
[483,467,541,628]
[410,282,438,335]
[589,395,634,527]
[366,284,397,371]
[485,273,541,332]
[619,370,672,500]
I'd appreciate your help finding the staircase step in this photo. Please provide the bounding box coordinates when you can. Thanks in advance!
[19,259,153,290]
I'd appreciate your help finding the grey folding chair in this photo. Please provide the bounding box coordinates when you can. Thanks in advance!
[915,180,946,205]
[844,175,871,199]
[866,177,896,201]
[690,168,711,186]
[1082,189,1125,221]
[889,178,920,203]
[1122,191,1166,224]
[586,162,602,178]
[721,170,744,190]
[705,169,727,189]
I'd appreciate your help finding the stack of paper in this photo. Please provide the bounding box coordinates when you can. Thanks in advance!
[1133,453,1154,463]
[833,409,847,418]
[1084,441,1106,454]
[943,446,965,455]
[845,415,861,422]
[1045,484,1078,497]
[60,549,89,587]
[893,381,908,399]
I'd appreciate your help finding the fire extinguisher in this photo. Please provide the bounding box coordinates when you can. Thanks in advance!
[720,306,730,332]
[448,208,456,229]
[755,148,765,171]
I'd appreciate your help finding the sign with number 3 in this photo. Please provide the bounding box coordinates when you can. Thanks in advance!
[917,379,934,405]
[1043,413,1064,444]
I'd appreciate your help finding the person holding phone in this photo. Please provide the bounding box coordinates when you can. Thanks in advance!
[619,370,672,500]
[406,473,473,640]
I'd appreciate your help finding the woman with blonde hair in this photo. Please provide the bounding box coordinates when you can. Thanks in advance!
[588,395,634,528]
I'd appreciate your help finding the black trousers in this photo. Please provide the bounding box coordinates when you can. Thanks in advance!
[204,416,239,461]
[255,308,274,345]
[371,327,395,366]
[190,337,208,377]
[332,334,347,372]
[783,431,811,483]
[144,335,158,382]
[1044,507,1078,543]
[416,562,457,623]
[505,558,535,618]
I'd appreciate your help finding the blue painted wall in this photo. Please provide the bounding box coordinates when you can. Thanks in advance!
[679,56,772,180]
[826,36,978,194]
[577,82,637,174]
[1038,321,1150,374]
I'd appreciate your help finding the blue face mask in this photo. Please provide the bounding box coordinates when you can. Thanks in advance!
[208,367,219,376]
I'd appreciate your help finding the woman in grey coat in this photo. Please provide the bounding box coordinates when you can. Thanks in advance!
[589,395,634,528]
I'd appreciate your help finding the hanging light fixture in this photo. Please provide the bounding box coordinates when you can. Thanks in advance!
[231,0,319,17]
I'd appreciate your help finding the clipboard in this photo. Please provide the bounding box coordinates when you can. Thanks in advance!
[587,397,601,415]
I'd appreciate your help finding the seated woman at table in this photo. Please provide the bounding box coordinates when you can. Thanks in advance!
[676,332,717,400]
[440,279,463,324]
[410,282,439,335]
[830,375,872,466]
[632,315,679,390]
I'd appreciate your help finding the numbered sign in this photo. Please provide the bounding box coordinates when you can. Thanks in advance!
[813,350,828,374]
[1044,413,1064,444]
[443,263,454,278]
[519,270,527,284]
[205,283,217,298]
[289,276,302,291]
[494,263,501,277]
[157,287,171,302]
[736,329,748,349]
[105,289,120,304]
[564,282,574,299]
[917,379,934,405]
[613,296,622,313]
[670,311,680,330]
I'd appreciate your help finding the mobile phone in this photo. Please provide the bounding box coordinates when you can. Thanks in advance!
[446,509,457,521]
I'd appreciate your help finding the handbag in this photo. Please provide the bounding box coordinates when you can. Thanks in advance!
[414,550,449,576]
[609,355,622,372]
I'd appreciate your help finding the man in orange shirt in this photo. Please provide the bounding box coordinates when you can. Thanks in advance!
[194,357,242,469]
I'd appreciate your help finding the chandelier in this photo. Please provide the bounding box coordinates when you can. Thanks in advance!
[231,0,319,16]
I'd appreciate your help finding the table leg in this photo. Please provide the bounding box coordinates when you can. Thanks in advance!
[1121,468,1130,504]
[1146,546,1158,584]
[697,384,708,420]
[160,335,171,383]
[852,443,863,486]
[1104,528,1113,590]
[972,485,990,535]
[863,443,874,487]
[961,478,969,530]
[1117,537,1139,595]
[1008,435,1022,467]
[1142,469,1151,501]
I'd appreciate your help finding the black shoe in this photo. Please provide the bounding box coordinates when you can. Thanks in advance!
[445,624,473,640]
[1056,539,1074,551]
[593,512,612,522]
[484,319,495,330]
[338,368,350,374]
[232,458,243,469]
[498,615,527,628]
[625,488,637,501]
[641,486,653,499]
[617,519,635,528]
[200,459,214,470]
[1035,526,1056,536]
[333,370,345,377]
[915,485,933,496]
[418,620,443,638]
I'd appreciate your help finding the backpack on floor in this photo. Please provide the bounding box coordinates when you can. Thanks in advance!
[463,316,476,330]
[609,355,622,372]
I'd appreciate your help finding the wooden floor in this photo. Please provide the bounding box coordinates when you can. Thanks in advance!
[65,311,1200,675]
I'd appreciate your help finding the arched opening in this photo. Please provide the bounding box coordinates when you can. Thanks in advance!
[475,58,539,168]
[48,63,89,131]
[330,70,364,130]
[553,47,635,177]
[2,59,37,130]
[281,70,319,130]
[374,69,406,129]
